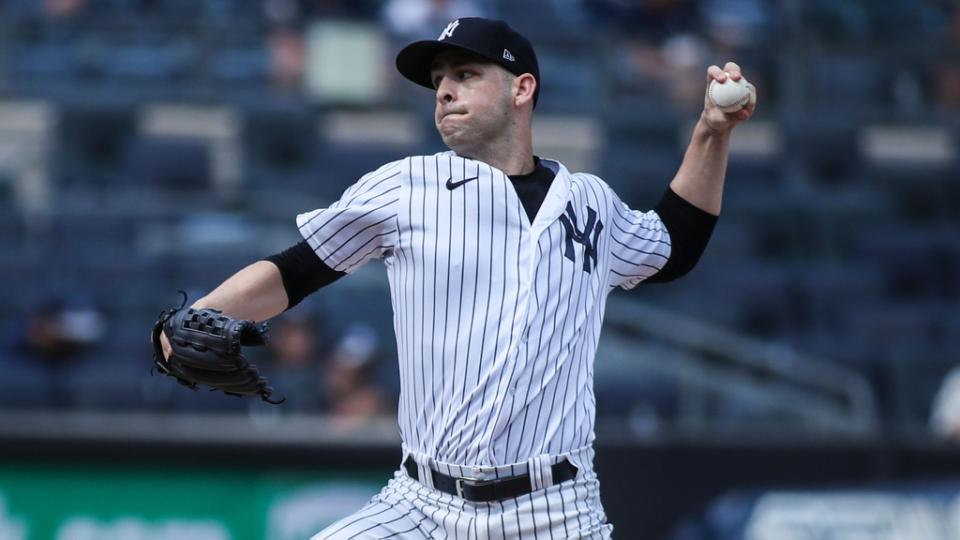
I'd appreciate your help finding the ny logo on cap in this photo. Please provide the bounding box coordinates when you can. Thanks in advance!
[439,20,459,41]
[503,49,515,61]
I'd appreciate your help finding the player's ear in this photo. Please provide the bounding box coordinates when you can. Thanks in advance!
[513,73,537,108]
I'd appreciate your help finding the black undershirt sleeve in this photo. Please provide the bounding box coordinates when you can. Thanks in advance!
[263,241,346,310]
[644,187,719,283]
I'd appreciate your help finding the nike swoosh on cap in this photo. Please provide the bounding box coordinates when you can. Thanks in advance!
[445,176,479,190]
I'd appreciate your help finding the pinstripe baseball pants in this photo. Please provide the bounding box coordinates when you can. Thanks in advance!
[311,447,613,539]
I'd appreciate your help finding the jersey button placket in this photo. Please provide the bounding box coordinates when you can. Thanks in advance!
[509,225,538,357]
[517,230,543,349]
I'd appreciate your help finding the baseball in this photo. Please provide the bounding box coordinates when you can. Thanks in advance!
[708,73,753,113]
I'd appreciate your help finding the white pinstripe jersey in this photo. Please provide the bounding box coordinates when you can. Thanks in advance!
[297,151,671,467]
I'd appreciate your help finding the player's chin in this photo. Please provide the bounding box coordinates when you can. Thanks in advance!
[438,122,469,145]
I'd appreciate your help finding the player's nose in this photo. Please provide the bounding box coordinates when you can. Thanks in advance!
[436,77,456,104]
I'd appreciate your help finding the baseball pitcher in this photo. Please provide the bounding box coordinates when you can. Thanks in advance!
[152,17,756,538]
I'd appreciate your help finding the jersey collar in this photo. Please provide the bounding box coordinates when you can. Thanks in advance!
[529,157,571,236]
[443,151,572,236]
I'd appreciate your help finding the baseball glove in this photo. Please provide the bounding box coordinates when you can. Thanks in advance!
[150,293,284,404]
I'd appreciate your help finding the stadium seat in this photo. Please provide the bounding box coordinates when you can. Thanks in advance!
[0,357,57,409]
[65,358,155,411]
[55,101,137,191]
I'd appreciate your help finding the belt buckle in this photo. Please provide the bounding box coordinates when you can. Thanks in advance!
[454,477,493,499]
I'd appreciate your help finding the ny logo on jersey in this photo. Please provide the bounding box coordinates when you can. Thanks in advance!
[559,202,603,273]
[438,20,459,41]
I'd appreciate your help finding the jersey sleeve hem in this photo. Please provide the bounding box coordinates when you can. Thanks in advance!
[296,211,344,270]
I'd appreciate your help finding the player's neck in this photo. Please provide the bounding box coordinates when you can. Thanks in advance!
[457,135,535,176]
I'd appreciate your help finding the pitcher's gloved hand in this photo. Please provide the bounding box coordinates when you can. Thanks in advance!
[150,294,284,404]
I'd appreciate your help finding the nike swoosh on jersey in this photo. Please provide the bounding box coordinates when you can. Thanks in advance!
[445,175,479,190]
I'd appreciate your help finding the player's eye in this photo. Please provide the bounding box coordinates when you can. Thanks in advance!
[432,74,442,88]
[458,70,473,81]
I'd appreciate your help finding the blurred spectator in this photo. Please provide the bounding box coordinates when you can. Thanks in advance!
[268,27,307,93]
[660,33,711,110]
[14,299,104,406]
[700,0,776,53]
[19,300,104,365]
[935,60,960,110]
[609,30,712,111]
[383,0,485,40]
[596,0,777,111]
[262,312,326,411]
[44,0,86,18]
[930,366,960,440]
[589,0,706,109]
[931,9,960,110]
[322,323,388,430]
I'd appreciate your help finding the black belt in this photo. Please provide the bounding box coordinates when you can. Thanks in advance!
[402,456,578,502]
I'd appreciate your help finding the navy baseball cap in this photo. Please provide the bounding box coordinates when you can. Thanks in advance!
[395,18,541,106]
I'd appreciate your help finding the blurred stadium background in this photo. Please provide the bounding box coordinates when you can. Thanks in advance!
[0,0,958,538]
